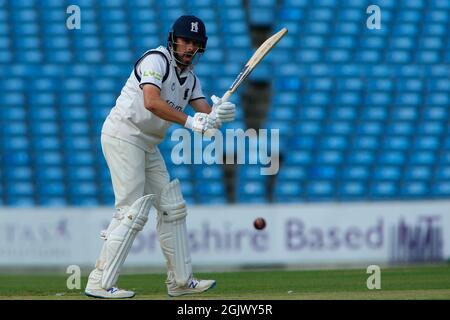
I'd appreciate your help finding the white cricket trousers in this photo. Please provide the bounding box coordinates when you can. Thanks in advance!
[100,134,177,279]
[101,134,170,212]
[87,134,173,289]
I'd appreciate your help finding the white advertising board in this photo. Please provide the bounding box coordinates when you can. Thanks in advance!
[0,201,449,268]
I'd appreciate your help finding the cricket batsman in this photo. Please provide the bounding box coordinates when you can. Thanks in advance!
[84,15,236,298]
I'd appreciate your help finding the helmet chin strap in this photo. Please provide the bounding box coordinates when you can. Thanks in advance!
[169,35,202,68]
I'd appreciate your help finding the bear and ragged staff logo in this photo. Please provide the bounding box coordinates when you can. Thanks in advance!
[191,22,198,33]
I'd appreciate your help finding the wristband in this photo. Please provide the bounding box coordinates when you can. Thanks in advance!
[184,116,194,129]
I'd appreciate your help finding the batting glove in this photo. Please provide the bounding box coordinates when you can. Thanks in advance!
[211,95,236,123]
[185,112,217,133]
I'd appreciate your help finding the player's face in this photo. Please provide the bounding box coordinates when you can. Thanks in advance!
[174,37,201,65]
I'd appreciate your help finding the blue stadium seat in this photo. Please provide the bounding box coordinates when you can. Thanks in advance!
[65,151,95,166]
[341,166,369,180]
[67,166,96,181]
[195,181,225,197]
[295,122,321,135]
[196,195,227,205]
[373,166,401,180]
[191,0,216,6]
[277,166,305,181]
[390,36,415,50]
[180,181,193,198]
[378,151,405,165]
[285,151,312,166]
[62,136,93,151]
[433,182,450,196]
[1,121,27,135]
[405,166,432,180]
[401,182,429,197]
[414,136,440,150]
[60,122,90,135]
[340,182,367,199]
[219,8,246,21]
[0,77,25,91]
[35,152,63,166]
[423,23,447,36]
[320,136,348,150]
[30,93,57,106]
[14,36,40,50]
[386,122,414,135]
[2,151,31,166]
[410,151,436,165]
[418,121,444,135]
[274,181,301,198]
[30,121,59,136]
[355,50,381,63]
[70,197,100,206]
[326,122,352,135]
[6,181,34,196]
[3,92,25,106]
[310,165,338,179]
[194,166,223,180]
[316,151,343,165]
[249,8,274,26]
[347,151,375,165]
[236,181,267,203]
[43,35,69,50]
[38,197,68,206]
[61,107,88,121]
[370,182,398,198]
[37,181,66,197]
[423,107,447,120]
[68,181,97,197]
[357,122,382,135]
[6,196,36,207]
[306,181,334,199]
[1,136,29,150]
[35,167,64,181]
[0,50,11,63]
[63,79,89,93]
[353,136,379,150]
[367,79,394,91]
[3,167,33,180]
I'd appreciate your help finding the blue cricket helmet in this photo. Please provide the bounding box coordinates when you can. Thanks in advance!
[168,15,208,52]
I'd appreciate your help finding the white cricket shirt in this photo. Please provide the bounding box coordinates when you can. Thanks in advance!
[102,46,205,151]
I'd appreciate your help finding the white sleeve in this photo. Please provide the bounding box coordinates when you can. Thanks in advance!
[138,54,167,90]
[189,75,206,102]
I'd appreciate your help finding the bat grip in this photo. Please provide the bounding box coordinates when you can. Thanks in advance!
[221,91,232,103]
[211,90,232,118]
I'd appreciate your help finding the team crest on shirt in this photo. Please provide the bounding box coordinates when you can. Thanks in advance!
[183,88,190,100]
[191,22,198,33]
[171,82,175,91]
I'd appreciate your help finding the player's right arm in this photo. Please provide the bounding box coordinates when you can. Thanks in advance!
[142,84,188,126]
[142,84,215,133]
[139,54,214,133]
[137,54,188,126]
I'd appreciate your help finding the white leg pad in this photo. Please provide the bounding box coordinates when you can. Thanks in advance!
[101,194,155,289]
[158,179,192,287]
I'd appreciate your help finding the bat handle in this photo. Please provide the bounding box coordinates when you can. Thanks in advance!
[221,90,232,103]
[211,90,232,117]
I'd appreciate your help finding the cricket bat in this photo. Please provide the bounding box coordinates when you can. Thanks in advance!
[221,27,288,102]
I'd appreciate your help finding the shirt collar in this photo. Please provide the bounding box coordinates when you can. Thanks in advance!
[176,63,193,76]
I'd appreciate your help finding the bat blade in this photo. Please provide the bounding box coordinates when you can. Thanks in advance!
[221,27,288,102]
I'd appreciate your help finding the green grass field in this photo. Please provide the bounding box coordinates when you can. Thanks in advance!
[0,264,449,300]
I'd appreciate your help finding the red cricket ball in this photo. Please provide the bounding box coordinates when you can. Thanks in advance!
[253,217,266,230]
